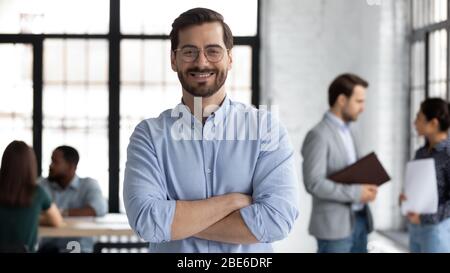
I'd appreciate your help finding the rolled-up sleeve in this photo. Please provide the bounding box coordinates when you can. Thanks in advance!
[240,119,300,243]
[123,121,176,243]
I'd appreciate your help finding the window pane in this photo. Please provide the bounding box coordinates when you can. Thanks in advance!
[410,41,426,156]
[0,44,33,157]
[225,46,253,105]
[121,0,258,36]
[412,0,448,29]
[0,0,109,34]
[428,29,447,98]
[119,40,253,212]
[43,39,109,200]
[433,0,448,24]
[45,39,108,84]
[411,41,425,89]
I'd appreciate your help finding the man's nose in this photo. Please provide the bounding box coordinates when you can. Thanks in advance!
[194,50,210,67]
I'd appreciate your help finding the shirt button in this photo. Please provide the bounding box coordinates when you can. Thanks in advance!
[206,168,212,174]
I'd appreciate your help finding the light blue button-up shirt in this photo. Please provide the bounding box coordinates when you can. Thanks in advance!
[40,176,107,216]
[123,97,300,253]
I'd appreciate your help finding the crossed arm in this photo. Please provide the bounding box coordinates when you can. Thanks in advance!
[171,193,258,244]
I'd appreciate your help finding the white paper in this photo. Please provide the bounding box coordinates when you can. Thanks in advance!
[401,158,438,215]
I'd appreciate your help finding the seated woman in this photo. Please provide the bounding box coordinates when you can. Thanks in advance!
[0,140,63,252]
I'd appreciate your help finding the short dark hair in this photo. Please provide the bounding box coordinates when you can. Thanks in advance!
[0,141,37,207]
[169,7,234,52]
[420,98,450,132]
[328,73,369,107]
[55,145,79,167]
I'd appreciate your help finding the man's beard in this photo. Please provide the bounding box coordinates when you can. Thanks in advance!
[48,171,65,184]
[342,110,357,123]
[178,67,227,98]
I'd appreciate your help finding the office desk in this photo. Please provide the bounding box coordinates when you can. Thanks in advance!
[39,213,136,238]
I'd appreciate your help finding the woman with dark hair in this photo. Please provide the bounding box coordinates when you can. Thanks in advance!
[0,141,63,252]
[401,98,450,253]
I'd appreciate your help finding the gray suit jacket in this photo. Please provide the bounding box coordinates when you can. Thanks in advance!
[301,114,373,240]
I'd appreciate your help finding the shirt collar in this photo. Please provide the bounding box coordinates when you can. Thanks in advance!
[175,95,231,127]
[69,175,80,190]
[434,137,450,152]
[209,96,230,126]
[325,111,351,131]
[50,175,80,191]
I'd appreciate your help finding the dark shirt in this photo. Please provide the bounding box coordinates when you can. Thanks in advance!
[415,137,450,225]
[0,185,51,252]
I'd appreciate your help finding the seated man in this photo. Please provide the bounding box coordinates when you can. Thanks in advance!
[38,145,107,253]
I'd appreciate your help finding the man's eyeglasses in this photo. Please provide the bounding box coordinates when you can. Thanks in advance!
[174,46,228,63]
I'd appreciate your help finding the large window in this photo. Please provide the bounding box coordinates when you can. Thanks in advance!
[0,43,33,154]
[0,0,260,212]
[410,0,449,155]
[42,39,109,196]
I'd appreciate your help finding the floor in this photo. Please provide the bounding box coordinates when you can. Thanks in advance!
[368,230,409,253]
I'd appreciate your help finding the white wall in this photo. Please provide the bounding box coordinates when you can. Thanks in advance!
[260,0,411,252]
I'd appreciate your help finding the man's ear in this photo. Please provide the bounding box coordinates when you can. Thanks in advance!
[337,94,347,107]
[227,49,233,71]
[171,51,178,72]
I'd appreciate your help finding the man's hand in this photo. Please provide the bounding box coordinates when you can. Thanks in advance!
[360,184,378,203]
[407,212,421,225]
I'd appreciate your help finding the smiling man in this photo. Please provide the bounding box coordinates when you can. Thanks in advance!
[123,8,299,253]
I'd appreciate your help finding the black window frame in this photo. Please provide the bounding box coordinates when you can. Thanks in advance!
[409,0,450,157]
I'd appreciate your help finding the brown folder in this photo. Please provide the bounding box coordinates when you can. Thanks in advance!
[328,152,391,186]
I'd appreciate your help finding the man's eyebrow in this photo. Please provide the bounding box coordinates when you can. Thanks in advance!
[180,44,197,49]
[179,44,223,49]
[205,44,223,48]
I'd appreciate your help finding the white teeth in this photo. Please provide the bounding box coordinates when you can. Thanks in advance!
[190,72,213,78]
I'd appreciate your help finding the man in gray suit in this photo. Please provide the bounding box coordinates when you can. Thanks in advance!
[301,73,378,253]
